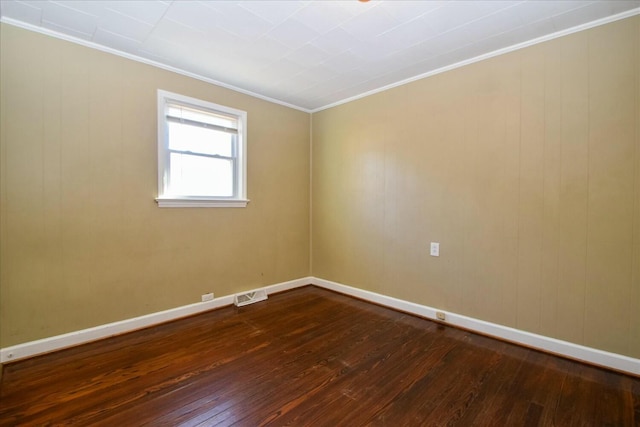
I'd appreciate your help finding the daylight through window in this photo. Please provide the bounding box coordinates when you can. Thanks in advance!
[156,90,248,207]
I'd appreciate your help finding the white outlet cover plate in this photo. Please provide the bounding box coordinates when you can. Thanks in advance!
[430,242,440,256]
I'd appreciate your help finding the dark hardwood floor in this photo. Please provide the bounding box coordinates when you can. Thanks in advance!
[1,285,638,426]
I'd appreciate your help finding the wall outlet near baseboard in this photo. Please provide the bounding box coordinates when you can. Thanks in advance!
[201,293,214,302]
[436,311,446,321]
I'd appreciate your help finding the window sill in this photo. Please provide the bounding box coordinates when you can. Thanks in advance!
[155,197,249,208]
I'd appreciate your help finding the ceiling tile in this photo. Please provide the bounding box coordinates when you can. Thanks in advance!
[385,39,441,69]
[104,1,169,26]
[267,18,320,50]
[256,58,310,83]
[39,1,98,35]
[337,0,381,17]
[238,0,306,25]
[244,35,291,63]
[461,8,525,42]
[285,44,332,67]
[422,27,475,56]
[331,68,369,89]
[296,76,346,99]
[424,1,518,35]
[277,71,324,95]
[164,1,223,34]
[96,8,154,42]
[296,63,336,86]
[202,1,273,40]
[380,1,446,22]
[0,0,42,25]
[339,6,400,41]
[151,17,203,42]
[47,0,107,16]
[321,49,366,73]
[357,57,407,79]
[370,13,441,54]
[308,27,356,55]
[292,1,353,34]
[349,39,400,61]
[512,1,590,24]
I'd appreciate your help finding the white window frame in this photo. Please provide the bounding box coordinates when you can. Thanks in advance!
[156,90,248,208]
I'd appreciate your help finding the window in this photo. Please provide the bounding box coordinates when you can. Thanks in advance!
[156,90,248,207]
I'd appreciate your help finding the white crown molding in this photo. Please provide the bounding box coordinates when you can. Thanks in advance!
[311,277,640,377]
[0,277,312,363]
[0,17,312,114]
[311,7,640,113]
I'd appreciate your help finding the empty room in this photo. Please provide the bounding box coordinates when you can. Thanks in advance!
[1,0,639,425]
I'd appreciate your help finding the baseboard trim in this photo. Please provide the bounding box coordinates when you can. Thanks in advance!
[4,276,638,376]
[0,277,312,363]
[311,277,640,376]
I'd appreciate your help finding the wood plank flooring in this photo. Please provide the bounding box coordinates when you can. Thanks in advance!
[1,285,638,426]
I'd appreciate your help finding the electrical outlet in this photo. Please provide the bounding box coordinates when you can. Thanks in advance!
[430,242,440,257]
[436,311,446,321]
[201,293,214,302]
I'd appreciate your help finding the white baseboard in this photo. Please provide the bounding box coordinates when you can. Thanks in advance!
[3,275,638,376]
[311,277,640,376]
[0,277,313,363]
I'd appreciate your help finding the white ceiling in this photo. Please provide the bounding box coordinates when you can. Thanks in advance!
[1,1,639,112]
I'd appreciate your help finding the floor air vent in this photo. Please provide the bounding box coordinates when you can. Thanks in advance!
[234,289,268,307]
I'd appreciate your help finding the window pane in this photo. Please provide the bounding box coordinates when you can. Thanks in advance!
[167,104,237,130]
[168,122,233,157]
[157,90,247,205]
[168,153,233,197]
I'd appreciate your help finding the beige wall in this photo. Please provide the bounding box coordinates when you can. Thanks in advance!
[0,24,310,347]
[312,16,640,358]
[2,15,639,361]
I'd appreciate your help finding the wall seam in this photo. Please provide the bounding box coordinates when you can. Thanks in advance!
[539,45,547,333]
[630,18,640,356]
[582,27,592,346]
[309,112,313,276]
[515,52,523,330]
